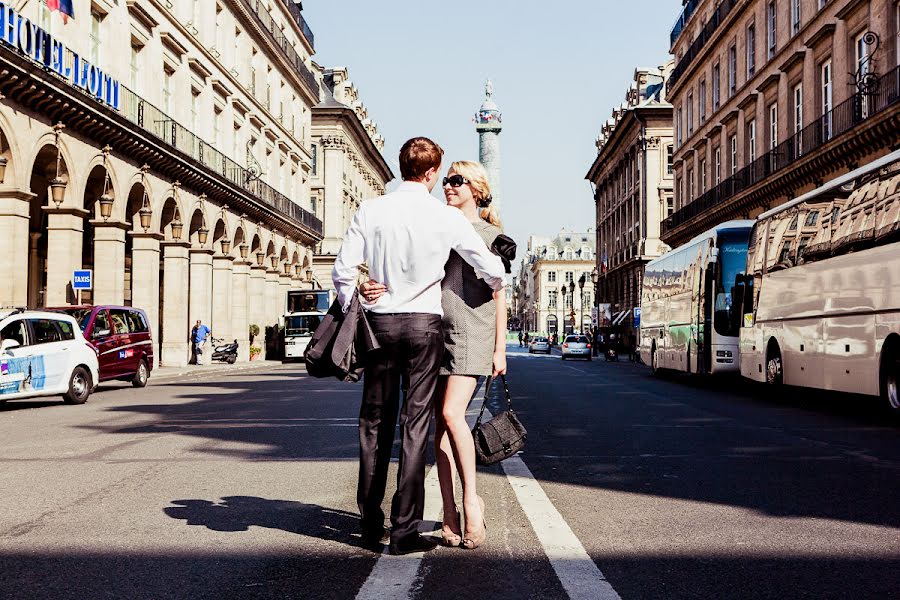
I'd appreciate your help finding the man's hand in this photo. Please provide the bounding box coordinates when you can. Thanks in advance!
[359,279,387,303]
[492,350,507,377]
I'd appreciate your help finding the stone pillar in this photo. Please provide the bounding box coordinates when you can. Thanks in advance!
[0,191,33,307]
[248,265,267,344]
[130,233,162,368]
[264,269,280,329]
[92,220,128,306]
[44,207,88,305]
[320,138,347,254]
[160,242,190,366]
[231,261,251,362]
[211,256,234,342]
[278,274,292,317]
[28,232,42,308]
[189,249,214,331]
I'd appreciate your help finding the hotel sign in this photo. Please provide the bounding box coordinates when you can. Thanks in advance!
[0,0,120,110]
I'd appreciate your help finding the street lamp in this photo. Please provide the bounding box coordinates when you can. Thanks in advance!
[139,165,152,232]
[578,273,586,334]
[196,193,209,246]
[98,145,114,221]
[49,122,67,207]
[568,280,575,335]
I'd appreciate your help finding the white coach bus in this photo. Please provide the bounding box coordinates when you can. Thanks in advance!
[639,220,754,375]
[739,150,900,412]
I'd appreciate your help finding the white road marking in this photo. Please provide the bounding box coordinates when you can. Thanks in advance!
[501,455,622,600]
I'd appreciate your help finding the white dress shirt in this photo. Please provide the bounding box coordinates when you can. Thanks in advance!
[332,181,506,316]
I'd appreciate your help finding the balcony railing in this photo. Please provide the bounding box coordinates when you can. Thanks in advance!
[670,0,700,46]
[121,85,323,236]
[662,65,900,235]
[238,0,318,95]
[281,0,315,50]
[669,0,740,90]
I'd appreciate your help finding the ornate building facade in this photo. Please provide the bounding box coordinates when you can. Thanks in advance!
[587,63,675,335]
[309,66,392,291]
[513,231,596,337]
[665,0,900,246]
[0,0,323,365]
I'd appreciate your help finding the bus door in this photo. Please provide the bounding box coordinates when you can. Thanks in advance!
[700,245,717,374]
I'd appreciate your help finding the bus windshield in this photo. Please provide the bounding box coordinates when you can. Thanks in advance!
[714,230,750,337]
[287,291,330,313]
[284,315,323,337]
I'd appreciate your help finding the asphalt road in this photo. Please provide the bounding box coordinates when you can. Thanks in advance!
[0,347,898,599]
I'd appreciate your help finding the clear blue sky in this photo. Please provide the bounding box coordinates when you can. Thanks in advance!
[303,1,677,250]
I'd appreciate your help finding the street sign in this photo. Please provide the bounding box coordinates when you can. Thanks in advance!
[633,306,641,328]
[73,270,92,290]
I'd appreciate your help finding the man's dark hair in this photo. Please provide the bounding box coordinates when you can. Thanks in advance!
[399,137,444,181]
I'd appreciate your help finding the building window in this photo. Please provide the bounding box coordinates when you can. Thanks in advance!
[687,92,694,136]
[729,134,738,175]
[767,1,777,58]
[311,143,318,175]
[855,33,870,118]
[712,63,721,110]
[548,271,557,283]
[667,195,674,216]
[714,147,721,185]
[676,107,683,147]
[699,79,707,123]
[687,167,695,201]
[213,108,222,148]
[791,0,801,35]
[821,60,833,139]
[747,119,757,162]
[747,22,756,77]
[130,44,141,91]
[565,271,574,284]
[163,68,173,115]
[90,11,102,64]
[548,290,558,309]
[699,158,707,192]
[190,90,199,132]
[793,83,803,135]
[768,103,778,149]
[666,145,674,174]
[728,44,737,97]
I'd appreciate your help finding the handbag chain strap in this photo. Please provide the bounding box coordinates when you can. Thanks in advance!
[474,374,512,427]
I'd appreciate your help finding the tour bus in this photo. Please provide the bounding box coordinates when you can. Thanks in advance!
[739,149,900,412]
[283,289,332,361]
[639,220,754,375]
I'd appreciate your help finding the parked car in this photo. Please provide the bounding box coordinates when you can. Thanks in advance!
[0,309,99,404]
[529,336,551,354]
[53,306,153,387]
[561,335,592,361]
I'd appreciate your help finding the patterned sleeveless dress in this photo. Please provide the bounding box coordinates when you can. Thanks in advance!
[440,220,503,377]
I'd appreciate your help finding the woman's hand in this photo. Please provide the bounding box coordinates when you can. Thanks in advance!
[359,279,387,303]
[492,350,507,377]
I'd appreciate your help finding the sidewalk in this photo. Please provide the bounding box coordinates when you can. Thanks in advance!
[150,359,287,382]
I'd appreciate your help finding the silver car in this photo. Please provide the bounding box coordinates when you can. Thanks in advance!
[529,337,550,354]
[561,335,592,361]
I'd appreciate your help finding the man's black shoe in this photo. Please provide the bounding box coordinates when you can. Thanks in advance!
[361,526,390,548]
[388,534,439,556]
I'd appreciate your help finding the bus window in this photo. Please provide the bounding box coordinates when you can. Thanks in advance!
[714,230,750,337]
[285,315,323,336]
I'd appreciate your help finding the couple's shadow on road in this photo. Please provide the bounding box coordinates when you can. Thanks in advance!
[164,496,371,550]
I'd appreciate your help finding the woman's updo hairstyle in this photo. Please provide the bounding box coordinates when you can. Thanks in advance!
[449,160,502,228]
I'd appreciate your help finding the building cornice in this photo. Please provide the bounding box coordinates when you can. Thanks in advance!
[586,105,672,182]
[312,105,393,183]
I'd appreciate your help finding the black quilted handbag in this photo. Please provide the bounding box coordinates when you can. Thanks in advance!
[472,375,527,466]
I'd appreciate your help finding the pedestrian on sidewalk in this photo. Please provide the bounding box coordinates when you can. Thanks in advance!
[518,330,523,347]
[365,160,515,551]
[334,138,507,556]
[192,319,210,365]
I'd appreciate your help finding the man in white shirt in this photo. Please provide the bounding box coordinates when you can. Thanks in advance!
[333,137,506,555]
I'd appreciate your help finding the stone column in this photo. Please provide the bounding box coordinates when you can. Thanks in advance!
[320,137,347,254]
[264,269,280,329]
[189,249,214,331]
[0,191,33,307]
[44,207,88,305]
[130,233,162,368]
[248,265,267,353]
[211,255,234,342]
[231,261,251,362]
[91,220,128,306]
[160,242,190,366]
[28,232,42,308]
[278,274,292,316]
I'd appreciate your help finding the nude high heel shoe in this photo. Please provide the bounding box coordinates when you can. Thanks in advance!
[462,496,486,550]
[441,507,462,547]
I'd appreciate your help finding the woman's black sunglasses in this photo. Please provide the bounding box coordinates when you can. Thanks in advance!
[443,174,470,187]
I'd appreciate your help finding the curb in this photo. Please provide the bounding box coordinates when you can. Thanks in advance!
[149,360,290,382]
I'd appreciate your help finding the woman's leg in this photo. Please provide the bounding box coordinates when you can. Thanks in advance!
[433,378,460,538]
[441,375,482,533]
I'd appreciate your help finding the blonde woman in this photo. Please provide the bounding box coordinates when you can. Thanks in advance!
[361,160,514,550]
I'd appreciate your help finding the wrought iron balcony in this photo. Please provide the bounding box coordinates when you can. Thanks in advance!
[238,0,318,96]
[281,0,315,50]
[670,0,700,46]
[121,86,323,236]
[662,65,900,236]
[669,0,740,90]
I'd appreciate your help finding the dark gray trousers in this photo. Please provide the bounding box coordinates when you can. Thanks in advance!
[357,312,443,543]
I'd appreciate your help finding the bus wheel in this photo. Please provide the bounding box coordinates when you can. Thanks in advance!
[881,348,900,414]
[766,342,783,386]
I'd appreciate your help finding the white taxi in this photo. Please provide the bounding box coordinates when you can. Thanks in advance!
[0,309,100,405]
